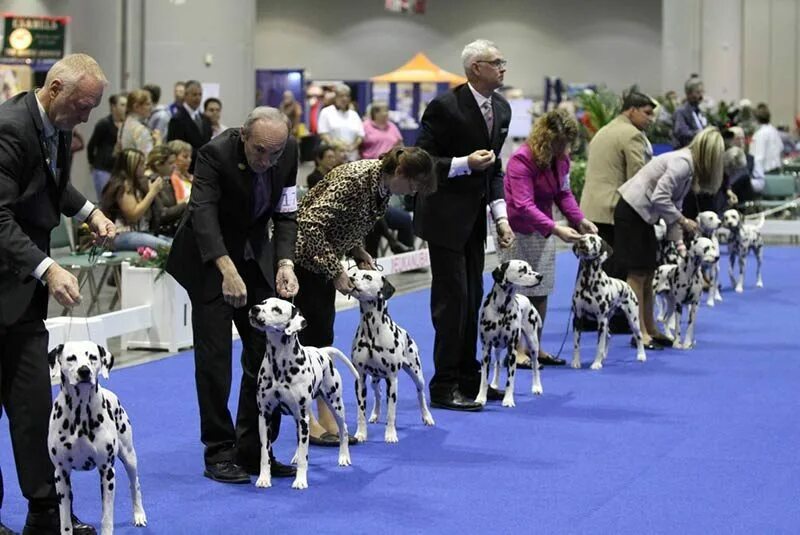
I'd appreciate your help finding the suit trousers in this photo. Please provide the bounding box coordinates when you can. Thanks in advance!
[427,215,485,396]
[294,265,337,348]
[0,285,57,512]
[190,260,280,467]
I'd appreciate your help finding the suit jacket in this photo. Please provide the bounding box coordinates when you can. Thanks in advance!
[165,129,298,301]
[0,91,87,326]
[580,114,651,225]
[672,102,706,148]
[166,105,213,172]
[413,84,511,249]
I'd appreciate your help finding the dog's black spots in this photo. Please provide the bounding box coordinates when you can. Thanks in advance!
[108,482,114,491]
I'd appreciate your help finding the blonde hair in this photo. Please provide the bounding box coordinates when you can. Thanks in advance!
[44,53,108,94]
[527,109,579,168]
[167,139,192,156]
[125,89,151,116]
[688,127,725,194]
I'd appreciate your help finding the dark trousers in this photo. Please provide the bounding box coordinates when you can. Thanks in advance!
[0,285,56,513]
[428,217,485,396]
[595,222,626,280]
[190,261,280,467]
[294,266,336,347]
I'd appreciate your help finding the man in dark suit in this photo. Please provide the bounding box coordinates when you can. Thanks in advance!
[0,53,116,535]
[166,79,212,173]
[414,39,515,412]
[166,107,300,484]
[673,75,707,148]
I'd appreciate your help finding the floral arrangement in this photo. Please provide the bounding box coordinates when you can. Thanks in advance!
[133,246,171,280]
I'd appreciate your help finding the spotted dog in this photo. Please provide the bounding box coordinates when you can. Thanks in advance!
[721,209,764,293]
[697,211,723,306]
[347,268,434,443]
[571,234,647,369]
[476,260,544,407]
[653,237,718,349]
[654,218,680,266]
[249,298,358,490]
[48,342,146,535]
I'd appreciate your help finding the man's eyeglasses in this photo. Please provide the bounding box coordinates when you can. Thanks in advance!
[476,59,507,69]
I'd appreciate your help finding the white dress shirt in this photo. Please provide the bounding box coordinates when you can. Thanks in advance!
[750,123,784,174]
[317,105,365,161]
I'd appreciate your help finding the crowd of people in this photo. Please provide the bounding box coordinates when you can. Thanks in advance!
[0,37,788,534]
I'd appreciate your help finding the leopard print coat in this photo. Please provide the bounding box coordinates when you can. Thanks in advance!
[296,159,390,280]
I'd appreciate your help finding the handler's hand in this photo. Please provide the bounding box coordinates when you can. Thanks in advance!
[467,149,496,171]
[87,208,117,242]
[222,270,248,308]
[275,265,298,298]
[495,219,515,249]
[351,247,377,270]
[45,264,81,308]
[334,271,355,296]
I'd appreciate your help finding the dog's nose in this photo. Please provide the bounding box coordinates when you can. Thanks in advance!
[77,366,91,380]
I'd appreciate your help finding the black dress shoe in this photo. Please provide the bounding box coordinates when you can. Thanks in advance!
[629,338,664,351]
[537,353,567,366]
[243,459,297,478]
[430,388,483,412]
[203,460,250,484]
[650,334,674,347]
[23,512,96,535]
[486,386,504,401]
[310,431,358,447]
[0,521,18,535]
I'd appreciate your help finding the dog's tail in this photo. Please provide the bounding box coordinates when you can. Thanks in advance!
[753,213,765,230]
[321,347,360,379]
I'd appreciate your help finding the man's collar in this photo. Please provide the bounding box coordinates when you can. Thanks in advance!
[34,90,57,137]
[467,83,492,107]
[183,102,199,117]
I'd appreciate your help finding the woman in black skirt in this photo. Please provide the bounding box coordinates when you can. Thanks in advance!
[615,127,724,348]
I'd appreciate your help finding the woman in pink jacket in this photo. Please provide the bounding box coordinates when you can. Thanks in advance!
[500,109,597,368]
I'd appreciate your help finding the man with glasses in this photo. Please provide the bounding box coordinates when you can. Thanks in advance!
[166,107,300,484]
[414,39,514,411]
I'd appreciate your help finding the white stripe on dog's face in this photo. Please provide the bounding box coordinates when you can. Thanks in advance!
[54,341,103,386]
[722,209,740,228]
[502,259,543,288]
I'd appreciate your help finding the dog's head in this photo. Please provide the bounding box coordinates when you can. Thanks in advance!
[722,209,741,230]
[48,341,114,386]
[249,297,307,336]
[689,236,719,265]
[348,268,396,302]
[491,260,543,289]
[697,211,721,234]
[572,234,613,263]
[654,219,668,241]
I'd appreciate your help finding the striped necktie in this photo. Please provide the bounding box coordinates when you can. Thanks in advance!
[482,100,494,136]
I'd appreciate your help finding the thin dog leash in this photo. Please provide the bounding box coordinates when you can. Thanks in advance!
[64,235,110,342]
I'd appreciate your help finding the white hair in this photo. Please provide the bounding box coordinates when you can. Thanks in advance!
[242,106,289,136]
[334,84,351,96]
[461,39,499,72]
[44,53,108,93]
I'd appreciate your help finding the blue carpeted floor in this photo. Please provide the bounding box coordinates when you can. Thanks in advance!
[2,247,799,534]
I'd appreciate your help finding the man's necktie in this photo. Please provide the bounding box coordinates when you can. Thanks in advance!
[194,113,204,131]
[482,100,494,136]
[46,133,58,176]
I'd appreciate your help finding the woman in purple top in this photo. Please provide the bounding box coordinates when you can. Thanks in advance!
[499,109,597,368]
[360,100,403,159]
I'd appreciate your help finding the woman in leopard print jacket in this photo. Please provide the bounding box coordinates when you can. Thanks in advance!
[293,146,436,444]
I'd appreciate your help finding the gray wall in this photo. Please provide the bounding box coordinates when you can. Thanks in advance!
[255,0,664,96]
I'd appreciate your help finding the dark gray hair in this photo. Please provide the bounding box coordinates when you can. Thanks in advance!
[242,106,290,136]
[461,39,499,72]
[685,76,703,94]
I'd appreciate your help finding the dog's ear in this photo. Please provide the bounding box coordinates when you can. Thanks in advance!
[284,308,307,336]
[600,238,613,262]
[48,344,63,379]
[98,345,114,379]
[492,262,509,284]
[379,278,396,301]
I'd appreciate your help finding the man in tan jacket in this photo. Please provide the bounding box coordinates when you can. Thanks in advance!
[579,89,656,332]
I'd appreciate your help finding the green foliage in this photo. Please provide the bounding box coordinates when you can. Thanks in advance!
[576,88,621,134]
[569,157,587,201]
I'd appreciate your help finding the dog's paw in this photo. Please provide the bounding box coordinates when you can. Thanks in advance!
[637,352,647,362]
[532,385,543,395]
[422,414,435,426]
[501,397,516,408]
[384,428,399,443]
[706,299,715,308]
[570,360,582,369]
[133,512,147,527]
[354,429,367,443]
[756,280,763,288]
[735,285,744,293]
[590,362,603,370]
[291,477,308,490]
[368,414,379,424]
[474,395,487,406]
[338,453,352,466]
[680,341,695,350]
[255,476,272,488]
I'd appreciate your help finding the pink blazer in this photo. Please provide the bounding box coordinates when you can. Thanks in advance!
[504,144,585,236]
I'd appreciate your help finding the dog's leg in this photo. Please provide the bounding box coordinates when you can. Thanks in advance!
[255,411,273,488]
[54,469,73,535]
[624,301,647,362]
[502,338,517,408]
[99,463,116,535]
[662,295,675,339]
[571,317,582,369]
[591,319,608,370]
[384,376,399,442]
[354,371,369,443]
[706,264,716,307]
[713,262,723,301]
[525,324,543,395]
[291,405,312,489]
[475,343,492,405]
[683,303,698,349]
[755,245,764,288]
[672,304,684,349]
[404,345,434,425]
[490,356,501,390]
[368,376,382,424]
[321,377,351,468]
[728,250,737,289]
[736,251,746,293]
[116,420,147,526]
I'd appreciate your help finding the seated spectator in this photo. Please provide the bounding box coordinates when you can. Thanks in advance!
[101,148,172,251]
[279,90,307,138]
[167,139,193,202]
[145,83,171,141]
[725,126,765,200]
[120,88,160,157]
[146,144,186,237]
[750,103,784,174]
[306,143,339,189]
[318,84,364,161]
[360,100,403,159]
[204,97,228,139]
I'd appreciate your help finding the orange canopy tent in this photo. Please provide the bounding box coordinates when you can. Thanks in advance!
[371,52,466,85]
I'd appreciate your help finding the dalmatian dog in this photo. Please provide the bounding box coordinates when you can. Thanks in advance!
[654,218,680,267]
[476,260,544,407]
[48,342,146,535]
[653,237,719,349]
[249,298,358,490]
[571,234,647,369]
[697,211,723,306]
[347,268,434,443]
[721,209,764,293]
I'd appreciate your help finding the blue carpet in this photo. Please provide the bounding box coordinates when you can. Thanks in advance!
[2,247,799,534]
